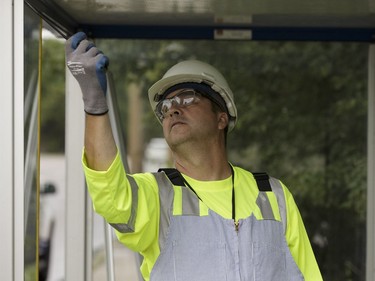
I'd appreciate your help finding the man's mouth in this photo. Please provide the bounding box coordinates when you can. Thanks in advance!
[170,120,185,129]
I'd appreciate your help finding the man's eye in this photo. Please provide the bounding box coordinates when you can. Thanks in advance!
[182,97,194,105]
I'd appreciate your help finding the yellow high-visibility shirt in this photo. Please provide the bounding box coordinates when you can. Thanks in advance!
[83,150,322,281]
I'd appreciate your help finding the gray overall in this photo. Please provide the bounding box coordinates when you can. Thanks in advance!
[149,171,305,281]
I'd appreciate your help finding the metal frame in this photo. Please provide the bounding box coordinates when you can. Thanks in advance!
[65,68,88,280]
[0,0,15,279]
[79,24,375,42]
[25,0,77,38]
[0,0,25,280]
[20,0,375,42]
[14,1,25,279]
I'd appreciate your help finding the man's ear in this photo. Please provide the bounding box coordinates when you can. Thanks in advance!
[217,112,229,130]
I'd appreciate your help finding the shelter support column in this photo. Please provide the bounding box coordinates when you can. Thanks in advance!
[65,67,92,280]
[0,0,24,280]
[0,0,15,279]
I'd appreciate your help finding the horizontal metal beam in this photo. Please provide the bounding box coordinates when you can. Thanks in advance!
[80,24,375,42]
[25,0,77,38]
[24,0,375,42]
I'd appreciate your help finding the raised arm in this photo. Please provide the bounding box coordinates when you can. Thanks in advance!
[65,32,117,170]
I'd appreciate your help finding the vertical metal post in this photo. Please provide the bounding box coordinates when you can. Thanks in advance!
[65,67,89,280]
[0,0,16,280]
[105,72,123,281]
[86,190,93,281]
[367,45,375,281]
[14,1,25,280]
[104,222,115,281]
[107,72,144,281]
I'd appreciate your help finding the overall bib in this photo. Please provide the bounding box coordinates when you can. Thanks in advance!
[149,171,304,281]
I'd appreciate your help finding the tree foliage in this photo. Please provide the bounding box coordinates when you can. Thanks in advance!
[41,39,66,152]
[42,38,368,280]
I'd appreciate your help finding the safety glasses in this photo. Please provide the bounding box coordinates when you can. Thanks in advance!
[155,89,202,121]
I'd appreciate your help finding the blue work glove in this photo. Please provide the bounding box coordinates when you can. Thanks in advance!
[65,32,109,115]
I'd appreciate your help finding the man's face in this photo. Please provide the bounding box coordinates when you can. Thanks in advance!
[160,89,227,149]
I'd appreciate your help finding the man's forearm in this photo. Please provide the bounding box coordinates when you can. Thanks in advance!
[84,113,117,171]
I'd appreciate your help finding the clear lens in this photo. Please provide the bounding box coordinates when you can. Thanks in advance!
[155,89,200,121]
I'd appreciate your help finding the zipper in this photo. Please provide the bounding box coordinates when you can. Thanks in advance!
[234,220,239,232]
[231,166,238,232]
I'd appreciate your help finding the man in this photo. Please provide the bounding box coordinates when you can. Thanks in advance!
[66,32,322,281]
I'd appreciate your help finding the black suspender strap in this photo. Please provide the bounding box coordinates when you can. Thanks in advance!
[253,172,272,192]
[158,168,203,200]
[158,168,185,186]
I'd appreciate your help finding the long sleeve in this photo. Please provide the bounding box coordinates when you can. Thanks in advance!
[283,183,323,281]
[82,149,161,277]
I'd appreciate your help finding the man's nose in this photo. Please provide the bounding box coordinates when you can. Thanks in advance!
[168,109,180,118]
[166,103,181,118]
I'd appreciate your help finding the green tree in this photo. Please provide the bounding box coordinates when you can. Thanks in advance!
[41,39,65,152]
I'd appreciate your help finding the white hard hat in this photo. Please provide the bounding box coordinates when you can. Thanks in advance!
[148,60,237,131]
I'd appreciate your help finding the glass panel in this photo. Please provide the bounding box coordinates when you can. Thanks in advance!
[24,4,40,281]
[97,39,368,281]
[40,29,66,281]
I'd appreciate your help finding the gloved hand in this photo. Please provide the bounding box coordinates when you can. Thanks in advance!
[65,32,109,115]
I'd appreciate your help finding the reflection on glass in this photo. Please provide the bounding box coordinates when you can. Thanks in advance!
[24,4,40,281]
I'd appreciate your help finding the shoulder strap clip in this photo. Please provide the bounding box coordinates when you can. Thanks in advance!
[253,172,272,192]
[158,168,185,186]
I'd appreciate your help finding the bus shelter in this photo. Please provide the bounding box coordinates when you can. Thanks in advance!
[1,0,375,280]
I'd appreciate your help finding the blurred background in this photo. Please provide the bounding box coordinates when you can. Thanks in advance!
[37,32,368,280]
[16,1,371,279]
